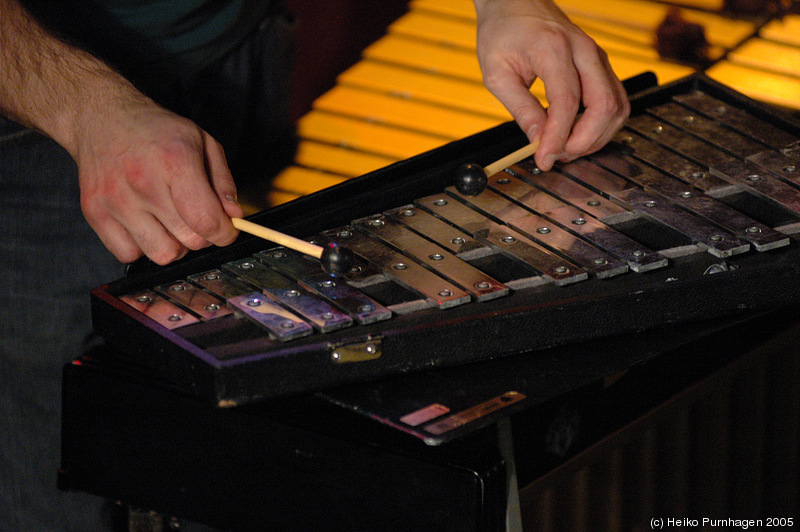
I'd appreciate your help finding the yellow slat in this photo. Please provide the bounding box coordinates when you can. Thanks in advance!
[728,38,800,80]
[271,166,348,196]
[363,34,484,82]
[297,111,448,160]
[337,61,513,119]
[267,190,301,207]
[294,140,397,177]
[313,85,502,140]
[760,15,800,48]
[706,61,800,111]
[389,10,475,49]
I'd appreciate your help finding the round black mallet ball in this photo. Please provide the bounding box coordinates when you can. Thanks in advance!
[455,163,488,196]
[320,242,356,276]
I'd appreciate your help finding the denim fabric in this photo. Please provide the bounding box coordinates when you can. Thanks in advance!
[0,117,125,530]
[0,7,295,530]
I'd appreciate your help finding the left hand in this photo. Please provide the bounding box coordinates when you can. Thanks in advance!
[474,0,630,171]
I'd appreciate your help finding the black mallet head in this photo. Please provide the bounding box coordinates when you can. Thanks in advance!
[320,242,356,276]
[454,163,488,196]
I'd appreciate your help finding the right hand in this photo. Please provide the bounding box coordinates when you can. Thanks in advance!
[73,93,244,265]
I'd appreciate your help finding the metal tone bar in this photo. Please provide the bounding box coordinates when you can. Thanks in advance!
[560,159,750,258]
[187,269,254,299]
[384,205,492,260]
[648,101,768,158]
[119,290,200,330]
[415,194,587,285]
[627,113,732,169]
[321,226,472,309]
[486,172,667,272]
[673,91,799,149]
[353,214,510,301]
[710,158,800,217]
[611,130,731,192]
[590,151,789,251]
[154,281,232,320]
[223,258,353,333]
[747,150,800,186]
[447,187,628,278]
[512,159,627,220]
[255,248,392,325]
[226,292,313,342]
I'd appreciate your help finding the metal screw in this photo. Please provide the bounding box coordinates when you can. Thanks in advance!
[369,219,385,226]
[746,226,762,234]
[338,230,352,238]
[319,280,334,288]
[429,253,444,261]
[246,298,261,307]
[644,200,657,208]
[680,191,692,198]
[438,289,453,297]
[402,209,415,217]
[433,198,448,206]
[710,234,723,242]
[572,218,586,225]
[393,263,408,270]
[537,227,551,234]
[593,258,608,266]
[285,290,301,298]
[502,236,517,243]
[587,200,601,207]
[321,313,334,321]
[784,165,797,173]
[205,303,220,312]
[554,266,568,274]
[632,250,644,258]
[170,284,185,291]
[167,314,182,322]
[205,273,219,281]
[691,172,705,179]
[746,174,761,182]
[240,262,254,269]
[652,125,664,134]
[475,281,491,290]
[136,296,152,303]
[451,237,466,245]
[358,304,374,313]
[280,321,295,329]
[496,177,511,185]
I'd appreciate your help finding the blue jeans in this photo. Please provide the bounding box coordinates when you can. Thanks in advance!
[0,117,125,530]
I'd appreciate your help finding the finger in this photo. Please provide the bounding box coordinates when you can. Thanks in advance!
[203,133,244,221]
[535,49,582,170]
[563,48,629,159]
[165,141,237,249]
[482,61,548,144]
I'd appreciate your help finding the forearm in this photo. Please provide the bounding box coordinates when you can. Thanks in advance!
[0,0,143,156]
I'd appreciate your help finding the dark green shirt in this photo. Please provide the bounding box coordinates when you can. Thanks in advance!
[21,0,278,83]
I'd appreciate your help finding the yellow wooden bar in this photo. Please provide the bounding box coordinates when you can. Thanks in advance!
[706,61,800,111]
[409,0,474,20]
[389,10,475,49]
[760,15,800,48]
[297,111,448,160]
[267,189,301,207]
[337,61,513,119]
[728,38,800,80]
[313,85,502,139]
[271,166,348,196]
[363,34,483,82]
[294,140,398,178]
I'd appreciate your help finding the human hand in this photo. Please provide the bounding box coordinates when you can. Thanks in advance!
[474,0,630,171]
[73,93,243,265]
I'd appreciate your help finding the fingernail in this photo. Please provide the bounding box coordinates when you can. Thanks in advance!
[225,194,239,204]
[542,154,556,170]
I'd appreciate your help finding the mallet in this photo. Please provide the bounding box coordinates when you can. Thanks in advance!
[454,139,540,196]
[231,218,355,276]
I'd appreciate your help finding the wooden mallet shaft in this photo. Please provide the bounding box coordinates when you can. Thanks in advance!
[231,217,356,276]
[484,139,540,176]
[232,217,323,258]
